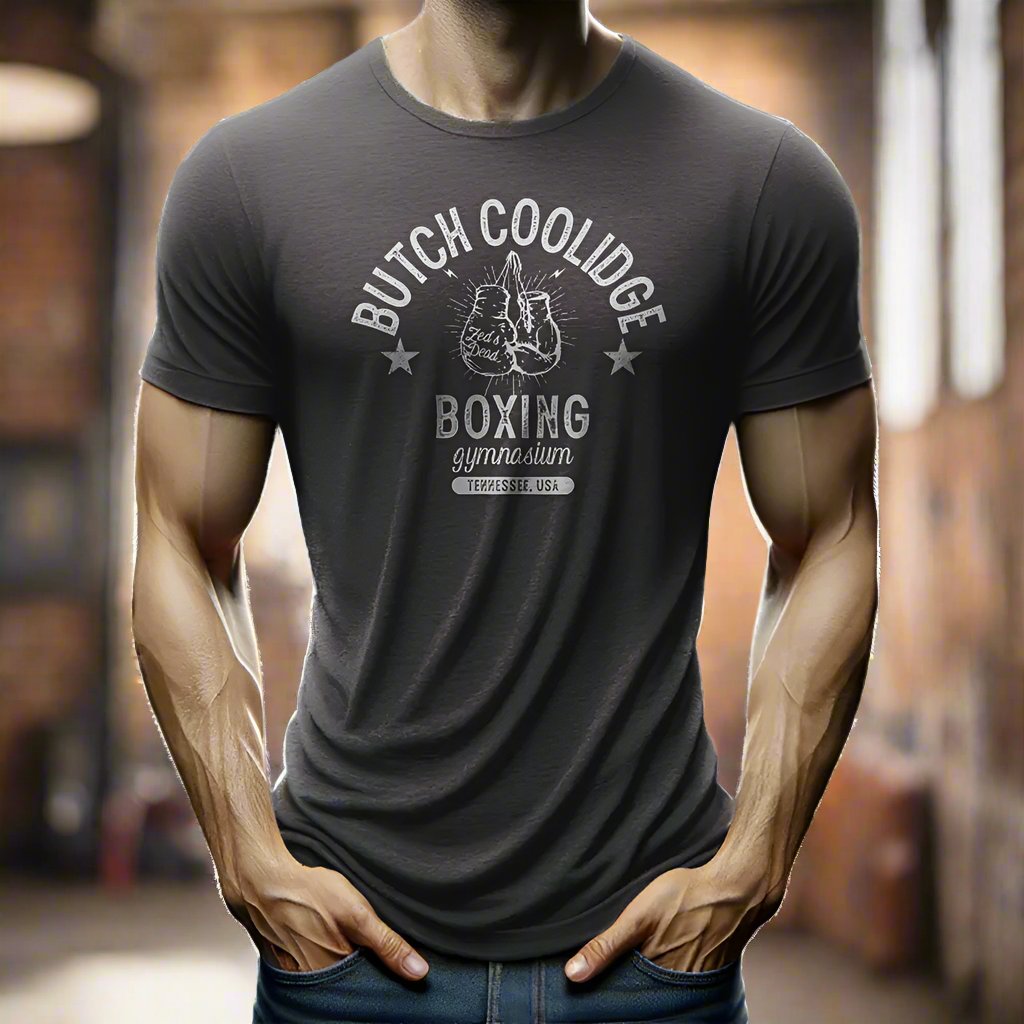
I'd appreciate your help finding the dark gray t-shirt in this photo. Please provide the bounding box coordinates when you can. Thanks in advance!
[141,34,872,960]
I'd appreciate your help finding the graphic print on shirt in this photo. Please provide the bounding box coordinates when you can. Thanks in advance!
[350,198,668,496]
[455,250,567,384]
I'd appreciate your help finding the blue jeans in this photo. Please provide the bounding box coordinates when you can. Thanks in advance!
[252,942,748,1023]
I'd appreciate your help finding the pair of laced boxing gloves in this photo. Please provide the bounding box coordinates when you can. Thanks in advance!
[460,251,562,377]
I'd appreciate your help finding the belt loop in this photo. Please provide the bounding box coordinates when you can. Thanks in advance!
[533,958,545,1024]
[486,960,503,1024]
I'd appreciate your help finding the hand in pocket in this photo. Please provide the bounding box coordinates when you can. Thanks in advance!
[225,853,430,981]
[564,857,783,982]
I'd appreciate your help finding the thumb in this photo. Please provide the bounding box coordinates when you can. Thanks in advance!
[347,906,430,981]
[565,913,646,983]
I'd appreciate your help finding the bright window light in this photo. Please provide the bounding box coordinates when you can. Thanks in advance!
[0,63,101,145]
[947,0,1005,400]
[875,0,943,431]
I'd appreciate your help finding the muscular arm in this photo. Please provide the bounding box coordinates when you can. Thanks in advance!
[717,380,879,901]
[567,381,879,979]
[132,381,282,905]
[132,382,429,979]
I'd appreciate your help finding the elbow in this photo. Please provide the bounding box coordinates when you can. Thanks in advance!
[770,494,879,625]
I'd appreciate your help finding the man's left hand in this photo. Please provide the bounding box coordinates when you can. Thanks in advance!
[563,855,783,982]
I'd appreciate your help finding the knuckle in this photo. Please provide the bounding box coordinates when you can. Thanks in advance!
[587,934,617,962]
[346,903,373,931]
[374,928,407,961]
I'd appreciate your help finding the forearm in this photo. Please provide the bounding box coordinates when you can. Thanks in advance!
[132,513,289,904]
[715,511,879,901]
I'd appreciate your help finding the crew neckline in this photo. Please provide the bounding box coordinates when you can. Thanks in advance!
[368,33,637,138]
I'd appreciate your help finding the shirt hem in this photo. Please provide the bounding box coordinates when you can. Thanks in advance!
[140,355,279,420]
[733,345,873,419]
[279,816,732,962]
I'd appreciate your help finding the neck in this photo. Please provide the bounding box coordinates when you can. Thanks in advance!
[383,0,621,122]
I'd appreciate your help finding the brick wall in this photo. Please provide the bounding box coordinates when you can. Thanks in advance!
[977,4,1023,1019]
[0,1,113,864]
[862,1,1024,1016]
[0,146,101,435]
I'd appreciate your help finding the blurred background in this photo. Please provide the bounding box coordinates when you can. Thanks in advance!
[0,0,1019,1021]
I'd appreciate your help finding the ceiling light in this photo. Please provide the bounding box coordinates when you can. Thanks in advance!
[0,63,101,145]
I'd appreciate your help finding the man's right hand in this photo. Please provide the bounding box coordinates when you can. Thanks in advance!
[224,852,430,980]
[133,388,430,986]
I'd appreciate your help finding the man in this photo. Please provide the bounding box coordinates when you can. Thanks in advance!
[133,1,879,1021]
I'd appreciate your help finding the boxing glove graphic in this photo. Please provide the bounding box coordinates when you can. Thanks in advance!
[459,250,563,378]
[460,283,518,376]
[512,289,561,376]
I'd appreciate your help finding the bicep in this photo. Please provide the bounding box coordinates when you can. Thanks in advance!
[135,381,275,567]
[735,381,878,558]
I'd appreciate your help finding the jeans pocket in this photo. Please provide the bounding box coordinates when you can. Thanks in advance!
[259,946,365,986]
[629,947,740,986]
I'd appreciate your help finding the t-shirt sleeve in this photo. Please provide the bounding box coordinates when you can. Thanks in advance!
[140,124,279,420]
[733,122,873,419]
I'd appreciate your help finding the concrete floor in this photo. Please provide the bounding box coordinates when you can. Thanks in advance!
[0,879,951,1024]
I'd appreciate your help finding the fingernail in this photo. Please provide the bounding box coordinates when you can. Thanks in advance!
[404,952,428,977]
[566,955,588,980]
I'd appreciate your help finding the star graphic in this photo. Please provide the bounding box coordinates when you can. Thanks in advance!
[604,340,641,375]
[381,338,419,375]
